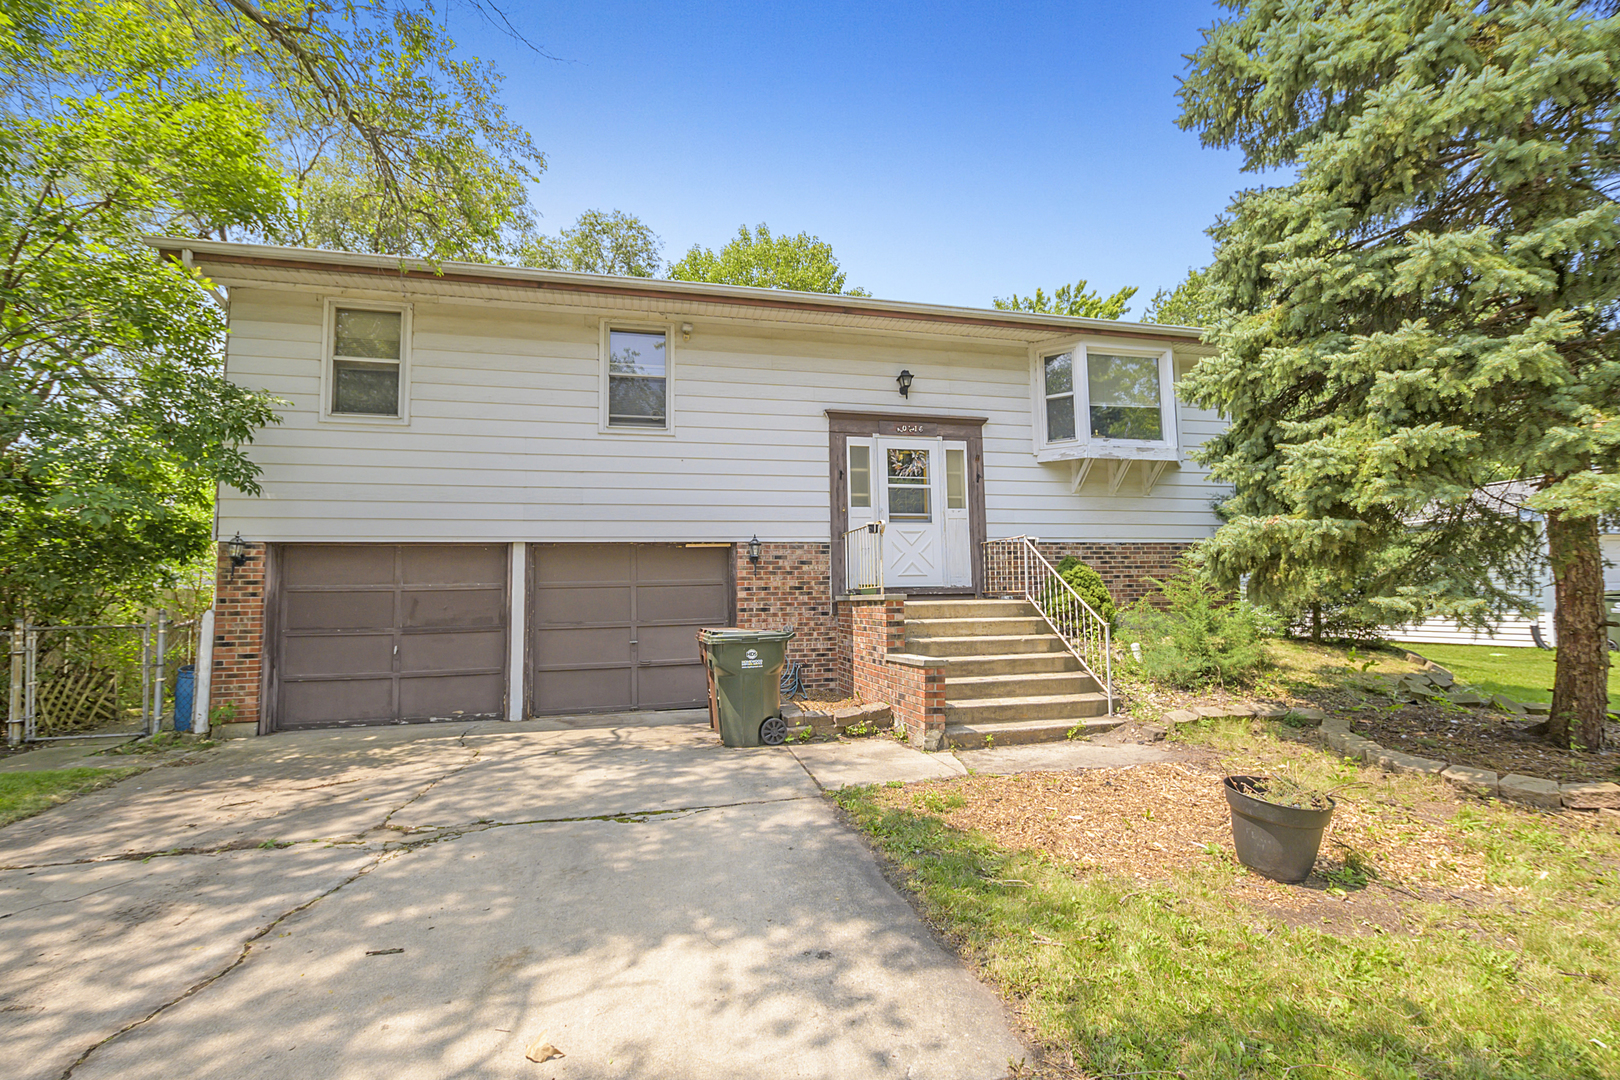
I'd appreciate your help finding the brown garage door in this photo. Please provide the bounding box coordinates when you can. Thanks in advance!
[274,544,508,729]
[529,544,731,714]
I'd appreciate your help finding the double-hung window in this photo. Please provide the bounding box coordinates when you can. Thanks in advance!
[602,325,671,432]
[1038,344,1174,450]
[325,303,409,421]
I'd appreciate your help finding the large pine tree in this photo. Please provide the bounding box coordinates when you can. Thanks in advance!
[1178,1,1620,747]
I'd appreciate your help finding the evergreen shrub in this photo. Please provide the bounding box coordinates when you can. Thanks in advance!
[1121,572,1278,689]
[1041,556,1116,626]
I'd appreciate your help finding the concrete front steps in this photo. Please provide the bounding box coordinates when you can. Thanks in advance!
[905,598,1118,748]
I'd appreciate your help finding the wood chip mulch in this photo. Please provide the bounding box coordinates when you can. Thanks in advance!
[1348,705,1620,783]
[876,763,1543,936]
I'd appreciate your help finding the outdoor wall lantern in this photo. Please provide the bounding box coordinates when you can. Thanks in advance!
[896,369,914,398]
[227,532,249,573]
[747,535,763,563]
[680,322,693,342]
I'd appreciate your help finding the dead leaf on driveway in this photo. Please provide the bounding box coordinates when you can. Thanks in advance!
[525,1035,564,1063]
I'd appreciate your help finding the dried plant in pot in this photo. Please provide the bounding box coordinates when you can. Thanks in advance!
[1223,774,1337,884]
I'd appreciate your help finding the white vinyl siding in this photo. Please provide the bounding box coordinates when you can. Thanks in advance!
[218,288,1226,545]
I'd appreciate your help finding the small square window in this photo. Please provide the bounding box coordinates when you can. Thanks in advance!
[606,328,668,429]
[329,306,405,418]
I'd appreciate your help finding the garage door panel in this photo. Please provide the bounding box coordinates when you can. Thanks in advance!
[397,630,505,674]
[275,544,508,730]
[282,545,395,588]
[399,673,504,719]
[532,625,633,666]
[532,668,633,714]
[529,544,729,714]
[281,634,393,678]
[532,585,633,624]
[637,665,709,710]
[280,677,394,727]
[532,545,631,584]
[637,545,729,582]
[401,587,505,629]
[402,544,506,585]
[282,591,396,631]
[636,583,729,623]
[635,624,704,665]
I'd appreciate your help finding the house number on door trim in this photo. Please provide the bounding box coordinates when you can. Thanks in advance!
[890,423,925,434]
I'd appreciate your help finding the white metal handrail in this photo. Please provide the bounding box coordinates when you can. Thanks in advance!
[981,536,1114,713]
[842,521,885,594]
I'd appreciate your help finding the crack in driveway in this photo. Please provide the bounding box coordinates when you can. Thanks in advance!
[45,763,813,1077]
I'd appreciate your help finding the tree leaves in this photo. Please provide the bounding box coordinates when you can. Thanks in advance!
[668,224,869,295]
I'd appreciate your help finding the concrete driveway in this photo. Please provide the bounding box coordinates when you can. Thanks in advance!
[0,714,1026,1080]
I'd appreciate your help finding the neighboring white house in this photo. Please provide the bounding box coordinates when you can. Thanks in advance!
[157,239,1225,732]
[1385,481,1620,650]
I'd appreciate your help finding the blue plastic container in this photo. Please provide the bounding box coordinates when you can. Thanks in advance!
[173,665,196,733]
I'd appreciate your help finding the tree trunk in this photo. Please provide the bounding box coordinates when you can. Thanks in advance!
[1546,509,1609,750]
[1310,602,1323,644]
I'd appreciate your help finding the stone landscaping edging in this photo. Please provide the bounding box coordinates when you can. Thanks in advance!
[1161,701,1620,812]
[1315,711,1620,811]
[781,701,894,738]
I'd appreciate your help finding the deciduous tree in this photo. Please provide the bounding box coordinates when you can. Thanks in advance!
[520,209,664,277]
[669,224,869,295]
[994,280,1136,320]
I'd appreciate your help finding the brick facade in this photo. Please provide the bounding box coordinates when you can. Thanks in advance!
[732,542,846,693]
[1035,541,1193,607]
[211,540,267,727]
[847,596,946,750]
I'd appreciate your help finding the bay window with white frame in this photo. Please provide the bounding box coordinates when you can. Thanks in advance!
[1035,343,1176,453]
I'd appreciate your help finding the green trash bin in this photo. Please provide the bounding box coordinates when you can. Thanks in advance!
[697,628,795,747]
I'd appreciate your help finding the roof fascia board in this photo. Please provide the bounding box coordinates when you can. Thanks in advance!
[148,237,1205,345]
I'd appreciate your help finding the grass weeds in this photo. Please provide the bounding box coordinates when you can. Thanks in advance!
[835,722,1620,1080]
[0,767,139,827]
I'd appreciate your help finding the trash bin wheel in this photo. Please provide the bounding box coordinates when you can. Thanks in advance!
[759,716,788,746]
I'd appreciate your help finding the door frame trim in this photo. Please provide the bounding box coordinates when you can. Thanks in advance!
[826,411,988,598]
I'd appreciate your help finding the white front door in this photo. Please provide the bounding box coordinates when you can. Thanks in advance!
[876,437,947,589]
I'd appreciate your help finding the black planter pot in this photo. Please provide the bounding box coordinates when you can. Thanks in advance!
[1223,775,1336,884]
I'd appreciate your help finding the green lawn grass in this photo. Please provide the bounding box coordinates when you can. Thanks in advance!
[1411,642,1620,709]
[0,767,139,827]
[835,723,1620,1080]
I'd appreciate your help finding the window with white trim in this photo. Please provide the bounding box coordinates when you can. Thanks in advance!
[327,304,408,419]
[1037,344,1174,449]
[604,326,669,430]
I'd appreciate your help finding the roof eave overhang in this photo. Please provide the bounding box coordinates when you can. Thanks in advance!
[147,237,1209,348]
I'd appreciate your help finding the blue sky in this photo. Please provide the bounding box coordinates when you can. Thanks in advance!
[456,1,1248,311]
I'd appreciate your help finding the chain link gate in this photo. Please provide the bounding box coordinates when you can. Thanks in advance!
[5,612,198,746]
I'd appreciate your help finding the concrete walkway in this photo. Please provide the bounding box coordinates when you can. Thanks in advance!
[0,714,1028,1080]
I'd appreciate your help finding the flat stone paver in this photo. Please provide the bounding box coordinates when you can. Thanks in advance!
[954,741,1182,775]
[0,713,1025,1080]
[789,738,967,790]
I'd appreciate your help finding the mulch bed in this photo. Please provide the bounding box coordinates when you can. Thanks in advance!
[1348,704,1620,784]
[875,763,1616,937]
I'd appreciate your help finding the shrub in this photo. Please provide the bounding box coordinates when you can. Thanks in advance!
[1041,556,1117,625]
[1121,571,1278,689]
